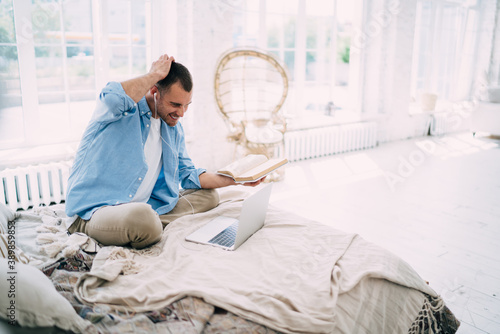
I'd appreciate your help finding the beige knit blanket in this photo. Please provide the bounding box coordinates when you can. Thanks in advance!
[74,189,440,333]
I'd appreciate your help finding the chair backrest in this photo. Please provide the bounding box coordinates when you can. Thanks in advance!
[214,49,289,129]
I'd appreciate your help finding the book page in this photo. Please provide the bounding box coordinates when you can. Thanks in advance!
[218,154,268,177]
[237,158,287,180]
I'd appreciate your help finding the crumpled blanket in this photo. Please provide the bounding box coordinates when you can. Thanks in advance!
[40,250,458,334]
[33,206,100,259]
[72,190,444,334]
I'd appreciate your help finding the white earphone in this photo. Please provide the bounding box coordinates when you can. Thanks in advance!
[153,91,158,118]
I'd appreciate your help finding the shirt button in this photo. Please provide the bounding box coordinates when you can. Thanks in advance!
[129,194,132,198]
[138,177,142,181]
[124,112,128,116]
[146,124,150,127]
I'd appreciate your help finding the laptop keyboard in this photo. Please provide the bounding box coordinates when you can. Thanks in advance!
[208,222,239,247]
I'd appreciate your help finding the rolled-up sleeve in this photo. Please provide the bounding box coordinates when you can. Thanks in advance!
[91,82,138,123]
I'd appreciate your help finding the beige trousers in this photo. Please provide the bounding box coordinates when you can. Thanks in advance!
[68,189,219,249]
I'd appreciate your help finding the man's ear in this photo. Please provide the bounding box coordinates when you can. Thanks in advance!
[151,86,159,99]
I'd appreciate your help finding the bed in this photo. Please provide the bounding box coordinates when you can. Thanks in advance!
[0,188,460,333]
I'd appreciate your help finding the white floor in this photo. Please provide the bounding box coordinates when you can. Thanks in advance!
[270,132,500,334]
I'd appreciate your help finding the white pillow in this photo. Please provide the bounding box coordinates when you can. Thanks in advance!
[0,258,94,333]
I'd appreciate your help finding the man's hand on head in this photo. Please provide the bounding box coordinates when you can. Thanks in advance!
[121,53,176,103]
[150,54,175,81]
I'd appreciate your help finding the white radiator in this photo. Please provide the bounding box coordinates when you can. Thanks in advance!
[284,121,378,161]
[430,113,453,136]
[430,111,471,136]
[0,161,72,211]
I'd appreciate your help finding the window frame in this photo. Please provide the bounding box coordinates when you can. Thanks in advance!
[233,0,362,119]
[410,0,482,103]
[1,0,156,151]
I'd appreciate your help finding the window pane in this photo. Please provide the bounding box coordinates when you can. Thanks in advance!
[131,0,146,45]
[67,46,95,91]
[284,51,295,80]
[108,1,130,45]
[62,0,93,45]
[233,1,259,47]
[35,46,65,94]
[284,16,296,48]
[335,1,354,87]
[132,47,147,76]
[307,18,317,49]
[267,14,282,48]
[306,51,316,81]
[0,45,22,146]
[0,46,20,99]
[267,14,296,49]
[107,1,147,46]
[0,0,16,43]
[307,17,334,56]
[109,46,130,81]
[0,0,23,147]
[32,0,62,44]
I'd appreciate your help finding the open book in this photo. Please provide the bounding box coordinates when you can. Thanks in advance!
[217,154,289,183]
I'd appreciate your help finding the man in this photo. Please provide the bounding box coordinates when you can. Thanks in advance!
[65,54,263,249]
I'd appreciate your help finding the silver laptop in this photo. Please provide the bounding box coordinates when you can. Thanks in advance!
[185,183,273,251]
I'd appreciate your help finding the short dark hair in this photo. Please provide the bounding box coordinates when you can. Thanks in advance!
[156,62,193,93]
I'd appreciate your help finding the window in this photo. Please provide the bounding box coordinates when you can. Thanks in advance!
[33,0,94,142]
[2,0,363,153]
[232,0,360,120]
[410,0,481,103]
[0,0,22,146]
[0,0,152,151]
[106,0,149,81]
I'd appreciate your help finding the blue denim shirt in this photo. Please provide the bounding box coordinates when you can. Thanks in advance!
[65,82,205,221]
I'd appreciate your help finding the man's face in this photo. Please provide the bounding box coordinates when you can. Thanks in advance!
[155,82,192,127]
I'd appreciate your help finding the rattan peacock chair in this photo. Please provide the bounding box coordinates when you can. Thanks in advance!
[214,48,289,181]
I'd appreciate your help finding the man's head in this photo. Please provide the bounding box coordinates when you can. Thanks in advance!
[150,62,193,127]
[156,61,193,93]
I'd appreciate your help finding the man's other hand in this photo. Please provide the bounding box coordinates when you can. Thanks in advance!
[241,176,266,187]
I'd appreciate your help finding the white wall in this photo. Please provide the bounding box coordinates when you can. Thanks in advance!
[175,1,238,172]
